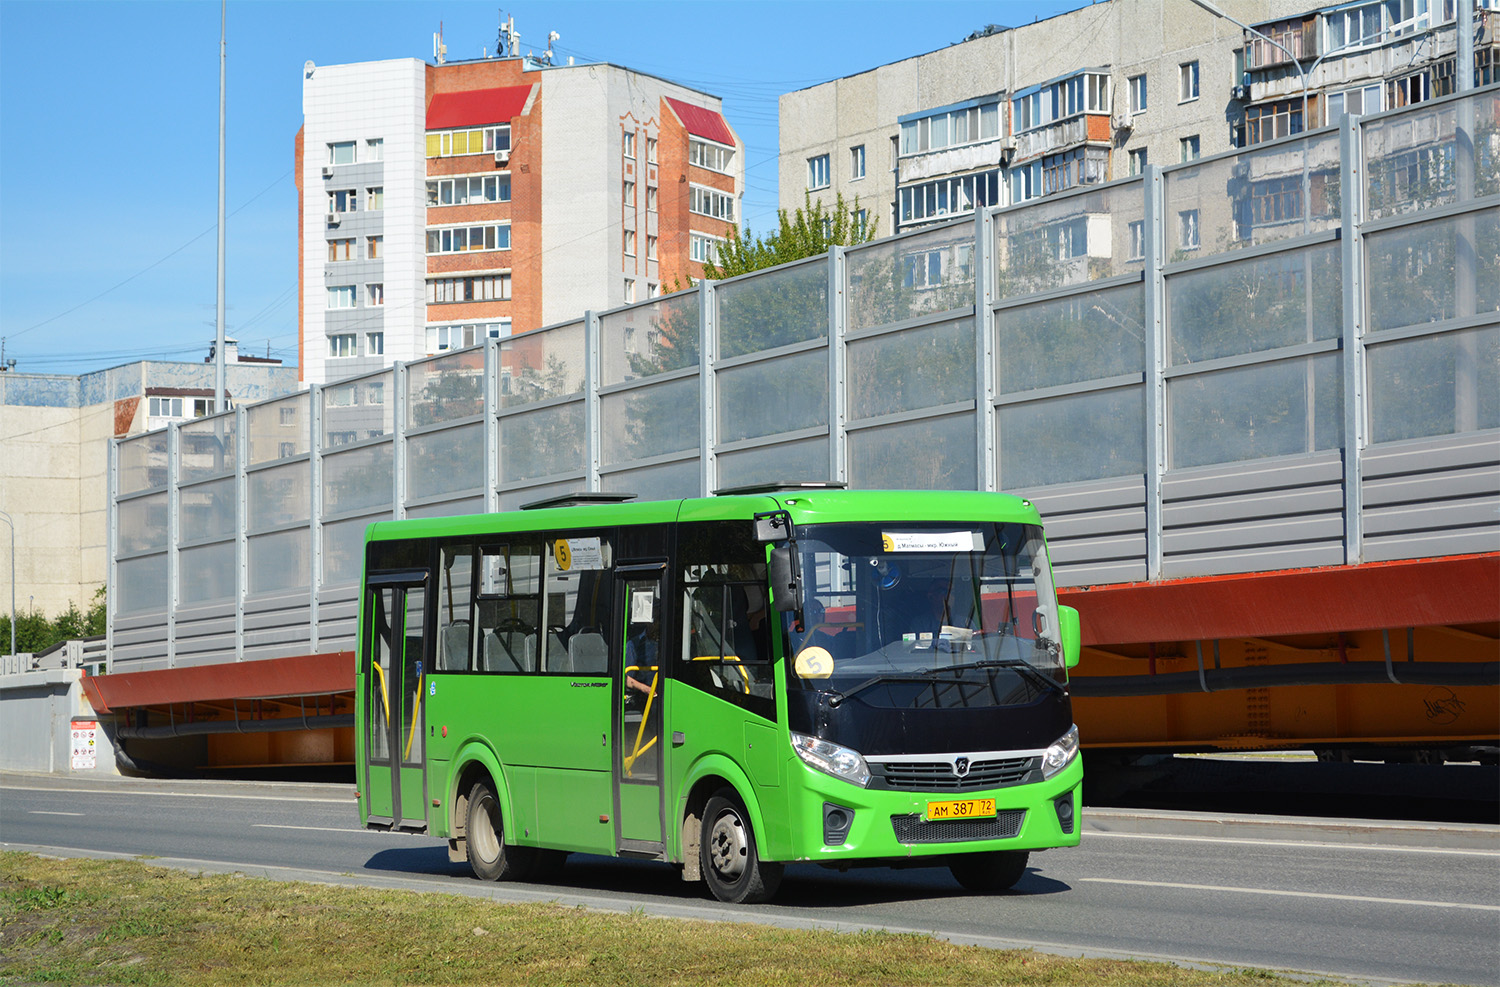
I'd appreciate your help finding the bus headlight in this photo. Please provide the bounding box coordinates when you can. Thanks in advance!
[791,731,871,788]
[1041,724,1080,780]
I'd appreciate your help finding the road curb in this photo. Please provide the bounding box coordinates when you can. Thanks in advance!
[1084,807,1500,851]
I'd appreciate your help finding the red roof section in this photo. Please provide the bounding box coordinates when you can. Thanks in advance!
[665,97,735,147]
[427,85,533,130]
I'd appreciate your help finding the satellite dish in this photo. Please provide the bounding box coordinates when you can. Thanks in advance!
[304,60,316,79]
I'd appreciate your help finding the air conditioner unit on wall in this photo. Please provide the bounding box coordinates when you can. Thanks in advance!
[322,165,335,178]
[1112,113,1133,131]
[1232,85,1249,101]
[326,212,340,225]
[495,149,510,166]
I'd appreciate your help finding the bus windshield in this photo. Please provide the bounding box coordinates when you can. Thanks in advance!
[783,521,1065,703]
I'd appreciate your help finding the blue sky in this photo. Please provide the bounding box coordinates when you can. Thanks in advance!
[0,0,1091,376]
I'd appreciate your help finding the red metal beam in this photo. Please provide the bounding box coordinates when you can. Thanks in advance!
[83,651,354,714]
[1059,554,1500,646]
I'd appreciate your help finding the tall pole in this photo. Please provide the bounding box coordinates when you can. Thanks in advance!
[214,0,227,413]
[0,511,14,658]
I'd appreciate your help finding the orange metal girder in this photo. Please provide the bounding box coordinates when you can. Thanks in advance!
[82,651,355,714]
[1058,554,1500,646]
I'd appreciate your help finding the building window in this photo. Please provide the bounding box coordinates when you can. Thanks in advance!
[624,278,636,303]
[328,333,358,358]
[1180,135,1201,162]
[807,154,830,191]
[900,99,1003,154]
[852,208,869,237]
[1179,61,1200,102]
[1040,148,1108,196]
[327,141,355,165]
[899,169,1002,224]
[850,144,866,180]
[328,238,355,262]
[688,139,735,173]
[425,224,511,255]
[1010,72,1109,135]
[366,236,382,260]
[624,230,636,256]
[426,125,510,158]
[623,131,636,158]
[366,332,384,355]
[1178,209,1200,251]
[365,138,384,161]
[690,233,723,264]
[149,396,184,418]
[367,283,384,306]
[327,285,356,309]
[279,407,296,426]
[1245,100,1304,145]
[425,321,510,354]
[427,274,512,303]
[327,189,357,213]
[901,243,974,289]
[647,235,657,260]
[647,282,661,298]
[367,381,385,405]
[1385,72,1430,110]
[689,184,736,221]
[366,187,383,210]
[646,187,658,212]
[426,175,512,206]
[1128,147,1148,176]
[278,441,297,459]
[1129,220,1146,261]
[647,137,657,163]
[1129,74,1148,114]
[624,179,635,203]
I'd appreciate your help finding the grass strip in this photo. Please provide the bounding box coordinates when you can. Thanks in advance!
[1,851,1355,986]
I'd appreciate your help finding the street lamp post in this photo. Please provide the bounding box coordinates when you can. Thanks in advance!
[0,510,14,658]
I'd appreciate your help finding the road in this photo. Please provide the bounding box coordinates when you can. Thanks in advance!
[2,773,1497,985]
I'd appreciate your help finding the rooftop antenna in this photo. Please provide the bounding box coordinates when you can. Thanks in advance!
[0,337,14,372]
[433,21,447,64]
[214,0,227,415]
[497,12,519,58]
[543,30,559,65]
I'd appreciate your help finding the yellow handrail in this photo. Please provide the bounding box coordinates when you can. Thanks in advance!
[403,674,423,762]
[370,660,391,728]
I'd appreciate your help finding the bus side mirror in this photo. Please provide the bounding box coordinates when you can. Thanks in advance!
[1058,605,1081,670]
[767,545,802,614]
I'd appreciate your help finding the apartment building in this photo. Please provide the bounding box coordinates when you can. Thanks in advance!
[296,42,743,386]
[780,0,1495,234]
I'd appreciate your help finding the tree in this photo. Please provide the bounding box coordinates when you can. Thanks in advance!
[703,192,878,282]
[0,587,107,656]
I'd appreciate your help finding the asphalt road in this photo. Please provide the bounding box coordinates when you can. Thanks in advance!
[2,773,1497,985]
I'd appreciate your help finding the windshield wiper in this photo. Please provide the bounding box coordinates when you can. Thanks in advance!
[917,659,1064,694]
[825,672,935,708]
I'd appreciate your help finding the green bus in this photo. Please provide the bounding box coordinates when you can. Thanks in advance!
[356,485,1082,903]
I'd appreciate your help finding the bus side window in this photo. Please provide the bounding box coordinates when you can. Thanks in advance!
[473,541,542,673]
[681,581,775,720]
[542,535,613,675]
[436,544,474,672]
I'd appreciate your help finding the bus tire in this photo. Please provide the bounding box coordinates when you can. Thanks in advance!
[465,781,536,882]
[950,850,1029,893]
[701,789,783,904]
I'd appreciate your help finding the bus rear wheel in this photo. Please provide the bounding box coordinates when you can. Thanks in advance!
[465,781,537,882]
[701,790,783,904]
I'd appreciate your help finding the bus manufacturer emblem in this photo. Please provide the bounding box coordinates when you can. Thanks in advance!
[953,756,970,778]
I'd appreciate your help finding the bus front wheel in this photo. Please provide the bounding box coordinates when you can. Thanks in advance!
[465,781,536,882]
[701,790,783,904]
[950,850,1029,893]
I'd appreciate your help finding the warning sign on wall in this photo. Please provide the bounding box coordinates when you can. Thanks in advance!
[71,720,98,770]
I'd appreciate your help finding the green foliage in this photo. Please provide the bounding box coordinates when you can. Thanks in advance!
[0,587,105,656]
[702,192,877,282]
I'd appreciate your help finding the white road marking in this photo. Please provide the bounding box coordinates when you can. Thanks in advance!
[28,811,85,817]
[252,823,372,834]
[1,784,349,804]
[1085,830,1500,857]
[1081,877,1500,911]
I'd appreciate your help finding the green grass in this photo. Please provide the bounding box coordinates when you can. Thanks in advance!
[0,851,1367,986]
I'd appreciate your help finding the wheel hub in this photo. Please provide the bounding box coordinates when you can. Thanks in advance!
[708,811,747,879]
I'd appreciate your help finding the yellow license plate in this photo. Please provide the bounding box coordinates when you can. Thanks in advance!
[926,798,996,821]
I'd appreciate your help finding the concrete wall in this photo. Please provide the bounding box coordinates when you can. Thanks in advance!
[0,667,118,775]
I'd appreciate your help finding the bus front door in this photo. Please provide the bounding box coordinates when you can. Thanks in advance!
[363,572,430,831]
[615,568,666,854]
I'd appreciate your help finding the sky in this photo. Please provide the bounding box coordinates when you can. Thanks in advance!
[0,0,1095,377]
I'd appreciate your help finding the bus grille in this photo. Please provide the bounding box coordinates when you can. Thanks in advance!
[874,757,1037,792]
[890,810,1027,844]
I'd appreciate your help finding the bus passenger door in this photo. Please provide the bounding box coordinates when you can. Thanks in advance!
[614,565,666,854]
[363,571,430,831]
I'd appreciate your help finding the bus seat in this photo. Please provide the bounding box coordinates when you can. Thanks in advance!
[569,630,608,675]
[483,629,528,673]
[439,620,470,671]
[546,630,569,673]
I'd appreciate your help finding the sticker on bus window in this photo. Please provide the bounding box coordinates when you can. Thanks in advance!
[631,590,656,624]
[554,537,605,571]
[880,531,984,553]
[795,646,834,679]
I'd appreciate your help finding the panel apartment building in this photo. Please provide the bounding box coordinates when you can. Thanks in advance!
[297,47,743,385]
[780,0,1496,234]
